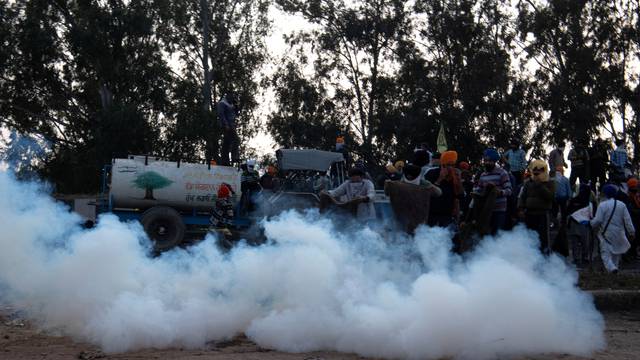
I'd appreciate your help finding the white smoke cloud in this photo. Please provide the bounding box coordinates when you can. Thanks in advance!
[0,170,605,359]
[0,130,50,180]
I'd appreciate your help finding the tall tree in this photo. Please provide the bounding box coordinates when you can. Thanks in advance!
[1,0,173,192]
[155,0,271,163]
[397,0,534,160]
[617,0,640,164]
[268,57,347,151]
[275,0,410,166]
[0,0,271,192]
[517,0,627,145]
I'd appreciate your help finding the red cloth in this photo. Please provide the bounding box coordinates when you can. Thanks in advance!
[217,184,231,199]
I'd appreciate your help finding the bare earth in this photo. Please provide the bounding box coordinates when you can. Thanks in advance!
[1,308,639,360]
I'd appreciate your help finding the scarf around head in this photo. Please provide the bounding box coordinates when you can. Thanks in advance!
[528,159,549,182]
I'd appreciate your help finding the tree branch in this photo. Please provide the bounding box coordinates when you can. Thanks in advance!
[2,103,74,144]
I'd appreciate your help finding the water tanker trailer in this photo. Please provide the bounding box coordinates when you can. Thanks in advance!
[99,150,391,252]
[100,155,245,251]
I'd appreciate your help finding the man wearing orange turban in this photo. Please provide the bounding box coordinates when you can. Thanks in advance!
[440,151,457,166]
[424,150,464,227]
[626,178,640,261]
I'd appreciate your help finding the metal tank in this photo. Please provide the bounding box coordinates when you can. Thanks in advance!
[110,156,242,211]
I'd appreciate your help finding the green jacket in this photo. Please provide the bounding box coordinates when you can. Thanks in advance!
[518,180,556,213]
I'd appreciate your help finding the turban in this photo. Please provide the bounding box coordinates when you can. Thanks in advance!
[602,184,618,198]
[483,148,500,161]
[218,184,231,199]
[441,151,458,166]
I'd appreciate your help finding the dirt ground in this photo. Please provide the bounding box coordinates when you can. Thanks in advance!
[1,308,639,360]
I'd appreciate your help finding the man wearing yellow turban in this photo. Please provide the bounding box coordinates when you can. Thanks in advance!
[518,160,556,253]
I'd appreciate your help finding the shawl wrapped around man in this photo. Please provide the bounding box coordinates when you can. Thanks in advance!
[384,180,441,233]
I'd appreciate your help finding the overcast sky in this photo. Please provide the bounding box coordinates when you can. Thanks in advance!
[247,5,314,158]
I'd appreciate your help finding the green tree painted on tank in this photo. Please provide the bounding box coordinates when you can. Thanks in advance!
[132,171,173,200]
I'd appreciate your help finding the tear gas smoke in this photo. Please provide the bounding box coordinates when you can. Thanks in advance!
[0,171,604,359]
[0,131,49,180]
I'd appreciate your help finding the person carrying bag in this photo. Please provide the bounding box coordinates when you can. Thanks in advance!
[590,184,635,273]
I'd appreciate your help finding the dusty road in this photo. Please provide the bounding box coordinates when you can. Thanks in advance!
[2,309,639,360]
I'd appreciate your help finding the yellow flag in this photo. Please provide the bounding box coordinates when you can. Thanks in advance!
[437,123,448,153]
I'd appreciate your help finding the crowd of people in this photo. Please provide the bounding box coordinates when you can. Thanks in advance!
[324,139,639,274]
[212,95,639,274]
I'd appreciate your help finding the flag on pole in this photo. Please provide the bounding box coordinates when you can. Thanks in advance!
[437,123,448,153]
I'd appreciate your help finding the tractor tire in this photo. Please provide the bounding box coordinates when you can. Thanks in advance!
[140,206,185,252]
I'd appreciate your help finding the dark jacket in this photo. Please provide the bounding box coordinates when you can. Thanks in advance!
[216,99,237,128]
[241,169,260,192]
[425,167,456,216]
[518,180,556,213]
[260,174,280,191]
[626,192,640,237]
[376,172,401,189]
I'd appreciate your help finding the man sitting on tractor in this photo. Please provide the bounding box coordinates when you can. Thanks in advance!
[320,167,376,221]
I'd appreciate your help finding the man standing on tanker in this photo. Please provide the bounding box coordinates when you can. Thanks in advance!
[217,93,240,166]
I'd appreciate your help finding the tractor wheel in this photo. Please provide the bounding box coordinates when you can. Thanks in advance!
[140,206,185,252]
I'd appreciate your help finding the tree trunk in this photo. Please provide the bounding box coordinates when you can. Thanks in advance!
[201,0,211,112]
[633,107,640,169]
[201,0,216,163]
[144,188,154,200]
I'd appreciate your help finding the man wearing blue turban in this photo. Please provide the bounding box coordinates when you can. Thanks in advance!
[591,184,636,273]
[471,148,513,234]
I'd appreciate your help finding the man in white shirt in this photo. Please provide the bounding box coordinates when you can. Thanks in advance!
[591,184,636,273]
[325,167,376,221]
